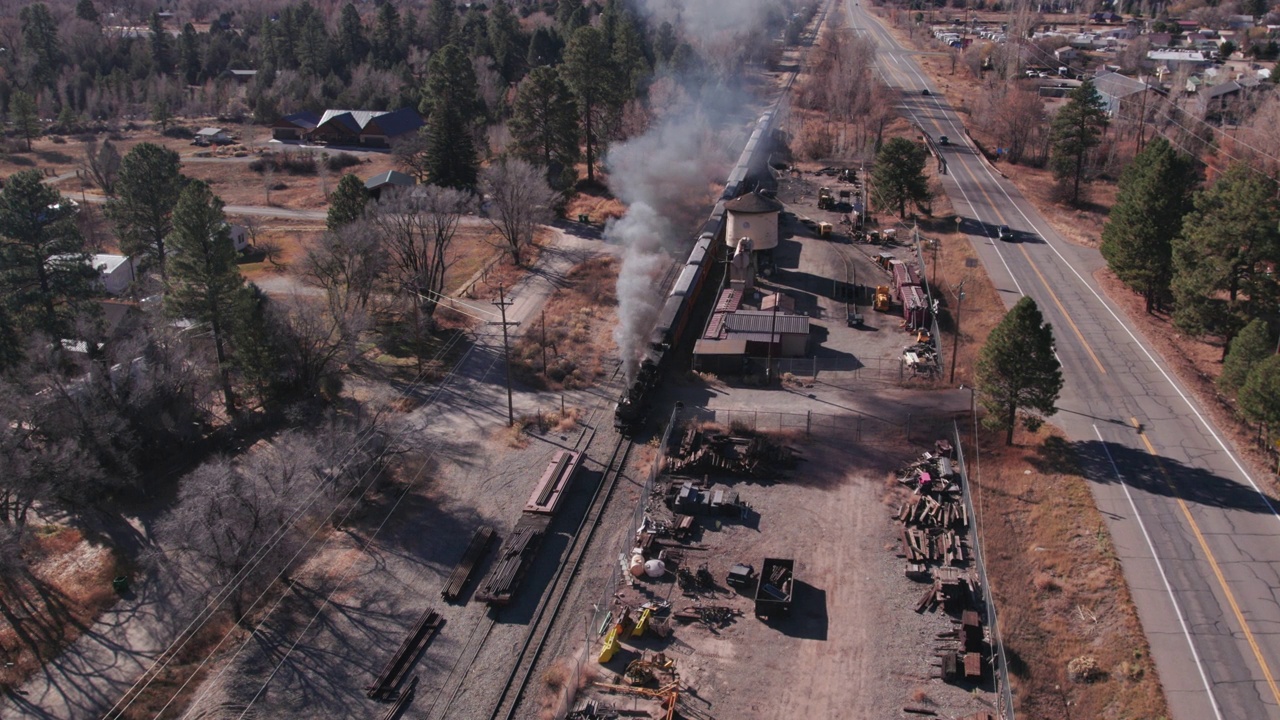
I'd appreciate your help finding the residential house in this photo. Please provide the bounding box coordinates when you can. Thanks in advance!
[1092,71,1162,118]
[271,110,321,141]
[308,108,424,148]
[89,254,139,295]
[1055,46,1080,63]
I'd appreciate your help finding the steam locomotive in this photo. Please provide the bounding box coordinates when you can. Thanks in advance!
[614,109,778,433]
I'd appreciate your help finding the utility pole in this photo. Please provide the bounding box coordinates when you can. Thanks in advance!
[541,309,548,379]
[950,278,967,384]
[491,286,519,427]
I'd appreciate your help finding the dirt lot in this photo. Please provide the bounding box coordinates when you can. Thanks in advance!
[572,415,995,719]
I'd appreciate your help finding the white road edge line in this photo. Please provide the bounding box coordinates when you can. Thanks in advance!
[1093,423,1225,720]
[877,8,1278,525]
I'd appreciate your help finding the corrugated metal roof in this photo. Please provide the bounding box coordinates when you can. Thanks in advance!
[724,311,809,336]
[365,170,416,190]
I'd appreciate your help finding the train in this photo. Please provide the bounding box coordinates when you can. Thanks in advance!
[614,109,779,433]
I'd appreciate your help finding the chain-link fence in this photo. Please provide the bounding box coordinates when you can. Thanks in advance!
[953,420,1016,720]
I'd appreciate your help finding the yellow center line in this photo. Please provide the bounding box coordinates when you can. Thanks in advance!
[941,145,1109,375]
[1017,245,1108,375]
[1133,417,1280,706]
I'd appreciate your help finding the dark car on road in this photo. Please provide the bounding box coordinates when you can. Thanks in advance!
[998,225,1015,242]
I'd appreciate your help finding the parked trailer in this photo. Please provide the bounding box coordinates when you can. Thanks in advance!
[755,557,795,619]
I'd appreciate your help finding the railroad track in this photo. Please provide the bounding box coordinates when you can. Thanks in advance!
[487,433,634,720]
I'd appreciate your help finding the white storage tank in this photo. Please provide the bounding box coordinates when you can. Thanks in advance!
[725,191,782,252]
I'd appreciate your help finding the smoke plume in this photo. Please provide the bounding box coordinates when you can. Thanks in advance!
[607,109,720,381]
[634,0,780,38]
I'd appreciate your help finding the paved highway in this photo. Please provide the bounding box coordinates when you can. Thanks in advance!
[847,5,1280,719]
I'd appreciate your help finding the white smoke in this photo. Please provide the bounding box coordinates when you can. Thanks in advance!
[634,0,780,38]
[607,109,719,381]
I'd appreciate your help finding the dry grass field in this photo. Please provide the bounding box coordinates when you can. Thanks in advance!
[511,256,619,391]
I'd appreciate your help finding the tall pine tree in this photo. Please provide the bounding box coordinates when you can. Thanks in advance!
[327,174,369,231]
[0,170,97,340]
[420,44,481,189]
[510,66,580,170]
[1173,163,1280,356]
[562,26,621,184]
[1049,79,1108,206]
[164,181,247,417]
[976,297,1064,445]
[426,0,458,52]
[1220,317,1273,394]
[1099,137,1197,313]
[107,143,185,275]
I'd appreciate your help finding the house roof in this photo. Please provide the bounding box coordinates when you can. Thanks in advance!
[723,311,810,336]
[1093,71,1153,99]
[363,107,424,137]
[275,110,320,129]
[1147,49,1211,62]
[1205,80,1243,98]
[364,170,416,190]
[196,127,226,136]
[317,110,367,134]
[724,191,783,214]
[228,69,257,77]
[91,254,132,275]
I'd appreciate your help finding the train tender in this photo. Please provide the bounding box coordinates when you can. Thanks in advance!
[614,110,779,433]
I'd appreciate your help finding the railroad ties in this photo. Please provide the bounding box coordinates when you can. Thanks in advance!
[366,608,443,701]
[442,526,496,603]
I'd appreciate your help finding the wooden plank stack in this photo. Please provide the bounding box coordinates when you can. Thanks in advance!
[441,526,495,602]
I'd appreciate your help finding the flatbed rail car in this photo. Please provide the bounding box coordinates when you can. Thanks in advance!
[475,515,551,606]
[524,450,582,515]
[441,526,496,603]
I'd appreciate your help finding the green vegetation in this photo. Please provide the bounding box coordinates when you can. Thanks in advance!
[976,297,1064,445]
[872,137,930,218]
[1050,80,1108,206]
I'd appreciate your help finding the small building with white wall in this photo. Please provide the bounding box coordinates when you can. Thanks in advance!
[89,254,138,295]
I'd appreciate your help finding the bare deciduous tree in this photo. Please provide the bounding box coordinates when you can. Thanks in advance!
[482,157,555,267]
[270,295,368,398]
[81,137,121,196]
[373,185,474,324]
[303,220,387,317]
[392,128,432,183]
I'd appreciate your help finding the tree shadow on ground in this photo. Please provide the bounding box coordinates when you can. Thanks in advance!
[1069,438,1280,514]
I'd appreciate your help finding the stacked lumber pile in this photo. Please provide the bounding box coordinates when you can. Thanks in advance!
[665,430,796,477]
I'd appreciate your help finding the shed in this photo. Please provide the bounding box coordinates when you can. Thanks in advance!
[195,127,232,145]
[723,310,809,357]
[365,170,416,199]
[724,191,783,252]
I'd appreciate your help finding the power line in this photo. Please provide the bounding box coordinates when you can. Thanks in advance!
[107,329,472,720]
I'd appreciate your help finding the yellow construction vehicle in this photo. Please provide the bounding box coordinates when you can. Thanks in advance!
[817,187,833,210]
[874,285,892,312]
[594,681,680,720]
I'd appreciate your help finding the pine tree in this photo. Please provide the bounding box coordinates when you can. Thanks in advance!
[426,0,458,52]
[420,44,481,189]
[527,27,563,68]
[164,181,246,416]
[0,170,97,339]
[510,66,580,169]
[107,143,185,274]
[9,91,41,152]
[1172,163,1280,355]
[150,11,174,75]
[1099,137,1197,313]
[372,2,402,69]
[75,0,99,24]
[179,23,202,85]
[562,26,621,184]
[1239,355,1280,441]
[20,4,60,87]
[1049,79,1108,206]
[0,303,22,372]
[1220,317,1273,394]
[327,174,369,231]
[338,3,369,70]
[488,0,526,83]
[871,137,930,218]
[976,297,1064,445]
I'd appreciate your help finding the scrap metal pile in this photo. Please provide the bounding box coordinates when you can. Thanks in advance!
[665,426,797,477]
[893,441,991,685]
